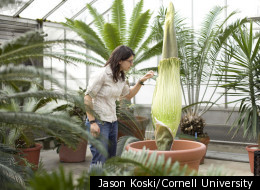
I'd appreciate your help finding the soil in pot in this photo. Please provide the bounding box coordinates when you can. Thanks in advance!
[126,140,206,172]
[59,140,87,163]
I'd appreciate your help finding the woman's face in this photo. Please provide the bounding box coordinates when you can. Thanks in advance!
[119,55,134,71]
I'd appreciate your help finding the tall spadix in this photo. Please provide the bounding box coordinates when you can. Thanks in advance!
[151,2,182,151]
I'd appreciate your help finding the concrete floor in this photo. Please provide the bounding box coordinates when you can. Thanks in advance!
[40,145,253,177]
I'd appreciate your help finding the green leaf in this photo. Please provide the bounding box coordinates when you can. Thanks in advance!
[86,3,105,34]
[103,23,122,52]
[111,0,126,42]
[128,0,144,33]
[127,10,151,51]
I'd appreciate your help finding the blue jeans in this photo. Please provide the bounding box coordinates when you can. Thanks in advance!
[86,119,118,165]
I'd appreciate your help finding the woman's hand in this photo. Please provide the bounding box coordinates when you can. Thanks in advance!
[90,123,100,137]
[140,70,154,82]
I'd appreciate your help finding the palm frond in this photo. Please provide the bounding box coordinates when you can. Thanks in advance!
[127,10,151,51]
[0,91,85,112]
[0,64,65,89]
[116,136,140,156]
[0,112,107,156]
[128,0,144,33]
[29,166,75,190]
[111,0,126,42]
[0,144,28,190]
[106,149,197,176]
[86,3,105,34]
[218,21,260,141]
[103,23,122,52]
[65,49,105,66]
[134,41,163,65]
[63,19,109,60]
[0,31,44,56]
[0,163,25,190]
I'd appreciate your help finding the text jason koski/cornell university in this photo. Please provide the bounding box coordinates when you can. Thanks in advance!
[97,178,253,189]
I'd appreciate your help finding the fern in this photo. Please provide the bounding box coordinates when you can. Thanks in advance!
[127,10,151,51]
[106,149,197,176]
[103,23,122,52]
[62,0,161,69]
[111,0,126,41]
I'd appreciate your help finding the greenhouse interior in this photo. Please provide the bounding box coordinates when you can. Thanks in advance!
[0,0,260,188]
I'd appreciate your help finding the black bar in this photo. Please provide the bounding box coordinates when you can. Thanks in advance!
[91,176,259,190]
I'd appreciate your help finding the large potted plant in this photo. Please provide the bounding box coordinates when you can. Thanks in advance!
[217,21,260,173]
[56,88,89,163]
[126,2,251,171]
[0,84,90,168]
[0,31,106,173]
[126,2,207,172]
[170,6,247,164]
[133,5,248,165]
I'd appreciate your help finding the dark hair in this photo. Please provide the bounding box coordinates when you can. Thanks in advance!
[105,45,135,82]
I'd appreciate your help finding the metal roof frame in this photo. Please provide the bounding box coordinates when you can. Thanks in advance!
[42,0,68,21]
[11,0,101,23]
[13,0,35,17]
[70,0,98,20]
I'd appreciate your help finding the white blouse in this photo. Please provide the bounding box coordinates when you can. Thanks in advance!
[86,66,130,122]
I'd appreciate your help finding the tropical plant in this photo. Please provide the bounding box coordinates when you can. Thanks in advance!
[26,147,228,190]
[0,31,103,149]
[176,7,251,140]
[118,6,250,152]
[216,21,260,147]
[151,2,181,151]
[0,84,86,149]
[0,143,30,190]
[62,0,162,141]
[62,0,162,70]
[148,6,248,140]
[27,149,198,190]
[0,30,107,188]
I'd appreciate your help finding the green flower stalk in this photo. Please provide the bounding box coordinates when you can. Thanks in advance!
[151,2,181,151]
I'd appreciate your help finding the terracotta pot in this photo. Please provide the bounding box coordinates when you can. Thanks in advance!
[179,136,210,164]
[126,140,206,171]
[118,116,149,140]
[59,140,87,163]
[198,136,210,164]
[246,145,260,173]
[18,143,42,169]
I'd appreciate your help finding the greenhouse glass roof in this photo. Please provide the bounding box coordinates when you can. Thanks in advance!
[1,0,259,25]
[0,0,111,22]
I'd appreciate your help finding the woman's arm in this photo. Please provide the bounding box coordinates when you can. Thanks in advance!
[84,95,100,137]
[124,70,154,100]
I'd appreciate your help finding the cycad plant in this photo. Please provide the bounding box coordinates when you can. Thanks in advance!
[217,21,260,147]
[141,6,248,139]
[176,7,248,139]
[62,0,162,69]
[0,31,106,187]
[0,31,103,149]
[26,148,227,190]
[63,0,163,140]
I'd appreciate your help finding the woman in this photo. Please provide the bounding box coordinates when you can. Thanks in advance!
[85,45,154,165]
